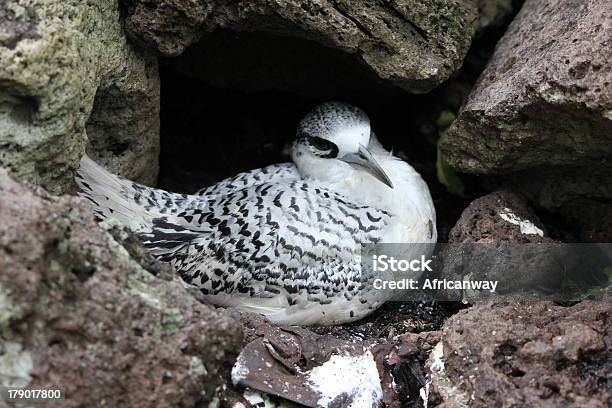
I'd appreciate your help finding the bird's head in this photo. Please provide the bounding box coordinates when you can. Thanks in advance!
[292,102,393,188]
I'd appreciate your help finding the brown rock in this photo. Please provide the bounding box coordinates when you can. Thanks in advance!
[448,190,549,244]
[0,169,242,407]
[427,300,611,407]
[441,0,612,174]
[436,190,569,301]
[439,0,612,241]
[122,0,213,56]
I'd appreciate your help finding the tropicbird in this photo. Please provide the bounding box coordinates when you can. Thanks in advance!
[77,102,437,325]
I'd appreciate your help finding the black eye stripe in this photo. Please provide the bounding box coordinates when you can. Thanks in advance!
[309,136,333,151]
[308,136,339,158]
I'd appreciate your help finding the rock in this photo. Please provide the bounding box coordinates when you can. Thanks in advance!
[122,0,213,56]
[122,0,481,93]
[0,169,242,407]
[439,0,612,241]
[441,0,612,175]
[448,190,548,243]
[515,168,612,242]
[0,0,160,195]
[426,300,611,407]
[438,191,568,301]
[84,50,160,188]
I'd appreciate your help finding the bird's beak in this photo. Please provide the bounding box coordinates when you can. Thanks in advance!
[340,145,394,189]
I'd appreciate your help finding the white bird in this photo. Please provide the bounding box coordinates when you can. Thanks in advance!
[77,102,437,325]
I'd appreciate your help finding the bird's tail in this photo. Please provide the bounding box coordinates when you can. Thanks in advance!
[76,155,155,230]
[77,154,204,233]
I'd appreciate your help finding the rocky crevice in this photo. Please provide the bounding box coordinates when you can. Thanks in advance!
[440,0,612,241]
[0,0,610,407]
[121,0,481,93]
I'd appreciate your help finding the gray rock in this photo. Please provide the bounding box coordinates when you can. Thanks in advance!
[85,50,160,188]
[122,0,481,93]
[426,300,611,407]
[0,169,242,407]
[439,0,612,241]
[122,0,213,56]
[0,0,160,194]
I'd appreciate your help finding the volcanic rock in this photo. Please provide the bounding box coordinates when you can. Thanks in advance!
[426,300,611,407]
[0,0,160,194]
[0,169,242,407]
[440,0,612,241]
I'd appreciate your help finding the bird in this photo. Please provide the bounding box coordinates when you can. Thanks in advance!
[76,102,437,325]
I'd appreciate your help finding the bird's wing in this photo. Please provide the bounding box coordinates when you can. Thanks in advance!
[77,156,395,324]
[77,157,300,229]
[77,155,215,229]
[196,163,301,197]
[137,180,392,304]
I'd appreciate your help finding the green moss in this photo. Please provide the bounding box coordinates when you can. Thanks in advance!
[436,110,456,129]
[0,0,155,194]
[161,308,184,332]
[189,356,207,376]
[128,278,164,310]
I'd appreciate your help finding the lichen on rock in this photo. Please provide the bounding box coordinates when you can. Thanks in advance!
[0,0,160,195]
[0,169,242,407]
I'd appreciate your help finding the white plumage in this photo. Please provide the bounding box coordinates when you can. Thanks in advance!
[77,102,436,325]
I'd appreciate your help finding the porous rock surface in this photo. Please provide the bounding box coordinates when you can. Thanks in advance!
[440,0,612,241]
[0,0,160,194]
[427,300,611,407]
[448,190,549,243]
[122,0,481,93]
[438,190,564,301]
[0,169,242,407]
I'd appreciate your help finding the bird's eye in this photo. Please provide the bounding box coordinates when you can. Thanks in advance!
[309,136,333,151]
[308,136,339,158]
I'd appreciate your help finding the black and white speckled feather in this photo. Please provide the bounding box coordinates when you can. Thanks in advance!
[76,102,437,325]
[77,157,392,324]
[196,163,300,197]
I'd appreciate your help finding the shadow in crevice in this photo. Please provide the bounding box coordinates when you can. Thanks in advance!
[157,28,503,242]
